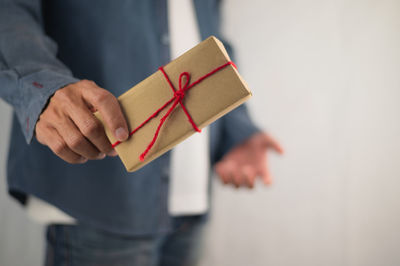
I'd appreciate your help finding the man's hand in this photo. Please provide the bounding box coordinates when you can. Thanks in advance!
[215,132,284,188]
[35,80,129,164]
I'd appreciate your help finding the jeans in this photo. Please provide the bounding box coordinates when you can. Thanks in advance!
[45,215,206,266]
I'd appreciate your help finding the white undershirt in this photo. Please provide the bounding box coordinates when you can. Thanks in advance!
[26,0,209,224]
[168,0,210,215]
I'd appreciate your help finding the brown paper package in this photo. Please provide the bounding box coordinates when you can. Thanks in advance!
[96,36,252,172]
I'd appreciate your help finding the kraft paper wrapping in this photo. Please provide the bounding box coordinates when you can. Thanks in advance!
[96,36,252,172]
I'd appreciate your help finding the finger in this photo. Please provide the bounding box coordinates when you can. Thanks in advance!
[223,160,240,188]
[108,149,118,157]
[233,169,249,188]
[224,161,243,188]
[66,98,114,155]
[35,120,48,145]
[82,81,129,142]
[215,162,231,185]
[45,126,88,164]
[242,165,256,189]
[266,135,284,154]
[224,159,246,188]
[231,171,241,188]
[53,116,104,160]
[260,165,273,186]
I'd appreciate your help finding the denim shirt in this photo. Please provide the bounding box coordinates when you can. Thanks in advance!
[0,0,259,235]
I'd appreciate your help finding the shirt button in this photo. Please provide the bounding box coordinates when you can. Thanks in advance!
[161,33,170,45]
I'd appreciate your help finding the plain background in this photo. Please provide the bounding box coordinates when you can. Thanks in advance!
[1,0,400,265]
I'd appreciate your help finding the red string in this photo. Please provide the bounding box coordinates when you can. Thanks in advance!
[112,61,236,161]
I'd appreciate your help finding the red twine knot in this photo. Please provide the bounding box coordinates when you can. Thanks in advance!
[174,90,185,101]
[112,61,236,162]
[174,72,191,100]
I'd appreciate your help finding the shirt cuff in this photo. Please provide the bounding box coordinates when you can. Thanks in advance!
[15,69,79,143]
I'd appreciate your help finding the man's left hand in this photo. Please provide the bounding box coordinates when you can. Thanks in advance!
[215,132,284,189]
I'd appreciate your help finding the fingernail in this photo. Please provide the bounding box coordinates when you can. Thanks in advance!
[115,127,128,141]
[96,153,106,159]
[107,149,118,157]
[79,157,88,163]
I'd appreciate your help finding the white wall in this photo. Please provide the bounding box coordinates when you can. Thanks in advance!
[1,0,400,265]
[200,1,400,266]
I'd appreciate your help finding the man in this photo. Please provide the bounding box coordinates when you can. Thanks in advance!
[0,0,283,265]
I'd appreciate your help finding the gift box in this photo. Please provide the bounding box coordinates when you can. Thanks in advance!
[96,36,252,172]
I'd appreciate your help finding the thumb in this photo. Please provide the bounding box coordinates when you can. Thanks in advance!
[264,134,284,155]
[82,81,129,142]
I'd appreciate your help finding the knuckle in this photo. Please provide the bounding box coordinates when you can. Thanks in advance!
[92,90,112,104]
[68,134,85,150]
[34,124,48,144]
[52,140,68,155]
[54,89,74,107]
[39,108,51,119]
[54,88,69,100]
[100,144,113,154]
[34,120,44,132]
[81,79,96,86]
[47,105,62,119]
[82,119,103,137]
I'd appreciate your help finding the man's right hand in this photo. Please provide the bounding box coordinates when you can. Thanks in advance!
[35,80,129,164]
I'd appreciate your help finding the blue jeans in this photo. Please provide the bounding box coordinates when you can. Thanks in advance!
[45,216,206,266]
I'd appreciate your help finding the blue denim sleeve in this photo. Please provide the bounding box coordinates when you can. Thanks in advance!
[217,104,262,158]
[0,0,79,143]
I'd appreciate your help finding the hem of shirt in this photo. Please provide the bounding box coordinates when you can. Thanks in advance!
[169,193,209,216]
[8,186,173,237]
